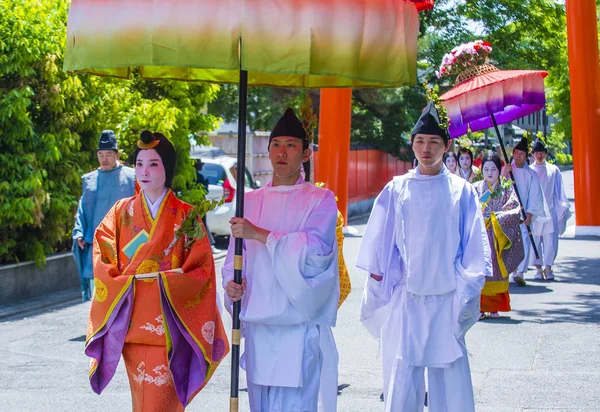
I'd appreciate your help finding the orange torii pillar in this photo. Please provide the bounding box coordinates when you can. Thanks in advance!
[566,0,600,235]
[317,89,352,224]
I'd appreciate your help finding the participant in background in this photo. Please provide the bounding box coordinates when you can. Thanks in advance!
[458,147,483,183]
[530,139,571,280]
[444,151,460,175]
[474,153,525,319]
[473,148,485,169]
[72,130,135,301]
[502,137,549,285]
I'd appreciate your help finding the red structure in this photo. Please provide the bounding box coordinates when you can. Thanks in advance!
[316,89,352,223]
[314,148,412,205]
[566,0,600,235]
[317,1,600,233]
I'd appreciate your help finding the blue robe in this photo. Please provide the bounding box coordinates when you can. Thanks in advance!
[72,164,135,300]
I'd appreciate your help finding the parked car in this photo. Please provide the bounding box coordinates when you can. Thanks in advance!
[191,151,261,238]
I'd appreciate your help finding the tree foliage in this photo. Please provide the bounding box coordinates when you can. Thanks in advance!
[209,0,572,158]
[420,0,571,142]
[0,0,218,266]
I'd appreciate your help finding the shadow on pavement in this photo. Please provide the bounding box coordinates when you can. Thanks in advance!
[337,383,350,396]
[515,292,600,325]
[69,335,86,342]
[554,256,600,287]
[479,317,523,325]
[509,284,554,295]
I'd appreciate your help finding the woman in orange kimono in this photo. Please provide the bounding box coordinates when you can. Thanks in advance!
[85,130,229,411]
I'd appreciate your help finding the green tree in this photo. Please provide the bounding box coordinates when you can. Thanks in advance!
[0,0,117,265]
[113,75,220,200]
[209,86,310,132]
[351,87,424,160]
[420,0,571,144]
[0,0,219,266]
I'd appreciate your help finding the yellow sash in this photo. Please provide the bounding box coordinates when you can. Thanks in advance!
[336,211,351,308]
[485,211,512,279]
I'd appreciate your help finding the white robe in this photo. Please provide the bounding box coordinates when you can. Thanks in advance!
[530,161,571,266]
[222,178,340,412]
[357,166,492,412]
[507,162,550,273]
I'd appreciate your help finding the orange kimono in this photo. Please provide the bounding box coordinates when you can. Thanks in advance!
[85,190,228,411]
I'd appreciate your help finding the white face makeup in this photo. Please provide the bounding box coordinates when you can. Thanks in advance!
[482,161,500,184]
[135,149,166,197]
[459,153,472,170]
[445,155,457,172]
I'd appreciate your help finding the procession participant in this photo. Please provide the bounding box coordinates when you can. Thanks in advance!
[85,130,228,411]
[72,130,135,301]
[473,148,485,168]
[223,108,340,412]
[358,101,492,412]
[530,139,571,280]
[458,147,482,183]
[474,153,525,318]
[444,151,460,175]
[502,137,549,284]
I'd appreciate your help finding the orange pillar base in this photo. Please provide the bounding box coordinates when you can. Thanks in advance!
[567,0,600,235]
[316,89,352,224]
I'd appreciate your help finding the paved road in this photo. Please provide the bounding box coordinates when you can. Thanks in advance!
[1,169,599,411]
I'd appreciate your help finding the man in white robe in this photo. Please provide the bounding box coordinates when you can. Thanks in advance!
[530,139,571,280]
[357,101,492,412]
[223,108,339,412]
[503,137,549,284]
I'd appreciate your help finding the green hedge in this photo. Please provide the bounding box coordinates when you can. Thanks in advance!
[554,153,573,165]
[0,0,218,266]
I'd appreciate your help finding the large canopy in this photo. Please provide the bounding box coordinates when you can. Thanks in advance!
[65,0,433,88]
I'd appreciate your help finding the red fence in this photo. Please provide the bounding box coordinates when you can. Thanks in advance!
[314,148,412,203]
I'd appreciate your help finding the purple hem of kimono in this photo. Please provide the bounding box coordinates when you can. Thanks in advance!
[158,276,209,407]
[85,282,134,394]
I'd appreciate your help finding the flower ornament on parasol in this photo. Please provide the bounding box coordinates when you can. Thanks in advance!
[439,40,547,261]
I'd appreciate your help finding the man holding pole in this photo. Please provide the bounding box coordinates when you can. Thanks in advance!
[502,137,549,285]
[223,108,340,412]
[530,139,571,280]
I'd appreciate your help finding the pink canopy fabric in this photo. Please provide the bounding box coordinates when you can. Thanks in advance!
[440,69,548,137]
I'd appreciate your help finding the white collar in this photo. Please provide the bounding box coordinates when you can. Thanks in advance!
[459,167,471,178]
[143,188,168,219]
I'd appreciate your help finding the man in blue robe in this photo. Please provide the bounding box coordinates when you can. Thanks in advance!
[72,130,135,301]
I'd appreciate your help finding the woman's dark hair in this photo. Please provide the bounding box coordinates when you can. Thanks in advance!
[133,130,176,188]
[481,153,502,172]
[444,151,458,165]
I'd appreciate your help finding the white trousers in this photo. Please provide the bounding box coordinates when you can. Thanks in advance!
[247,327,322,412]
[532,232,559,267]
[517,225,531,273]
[384,344,475,412]
[532,213,560,267]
